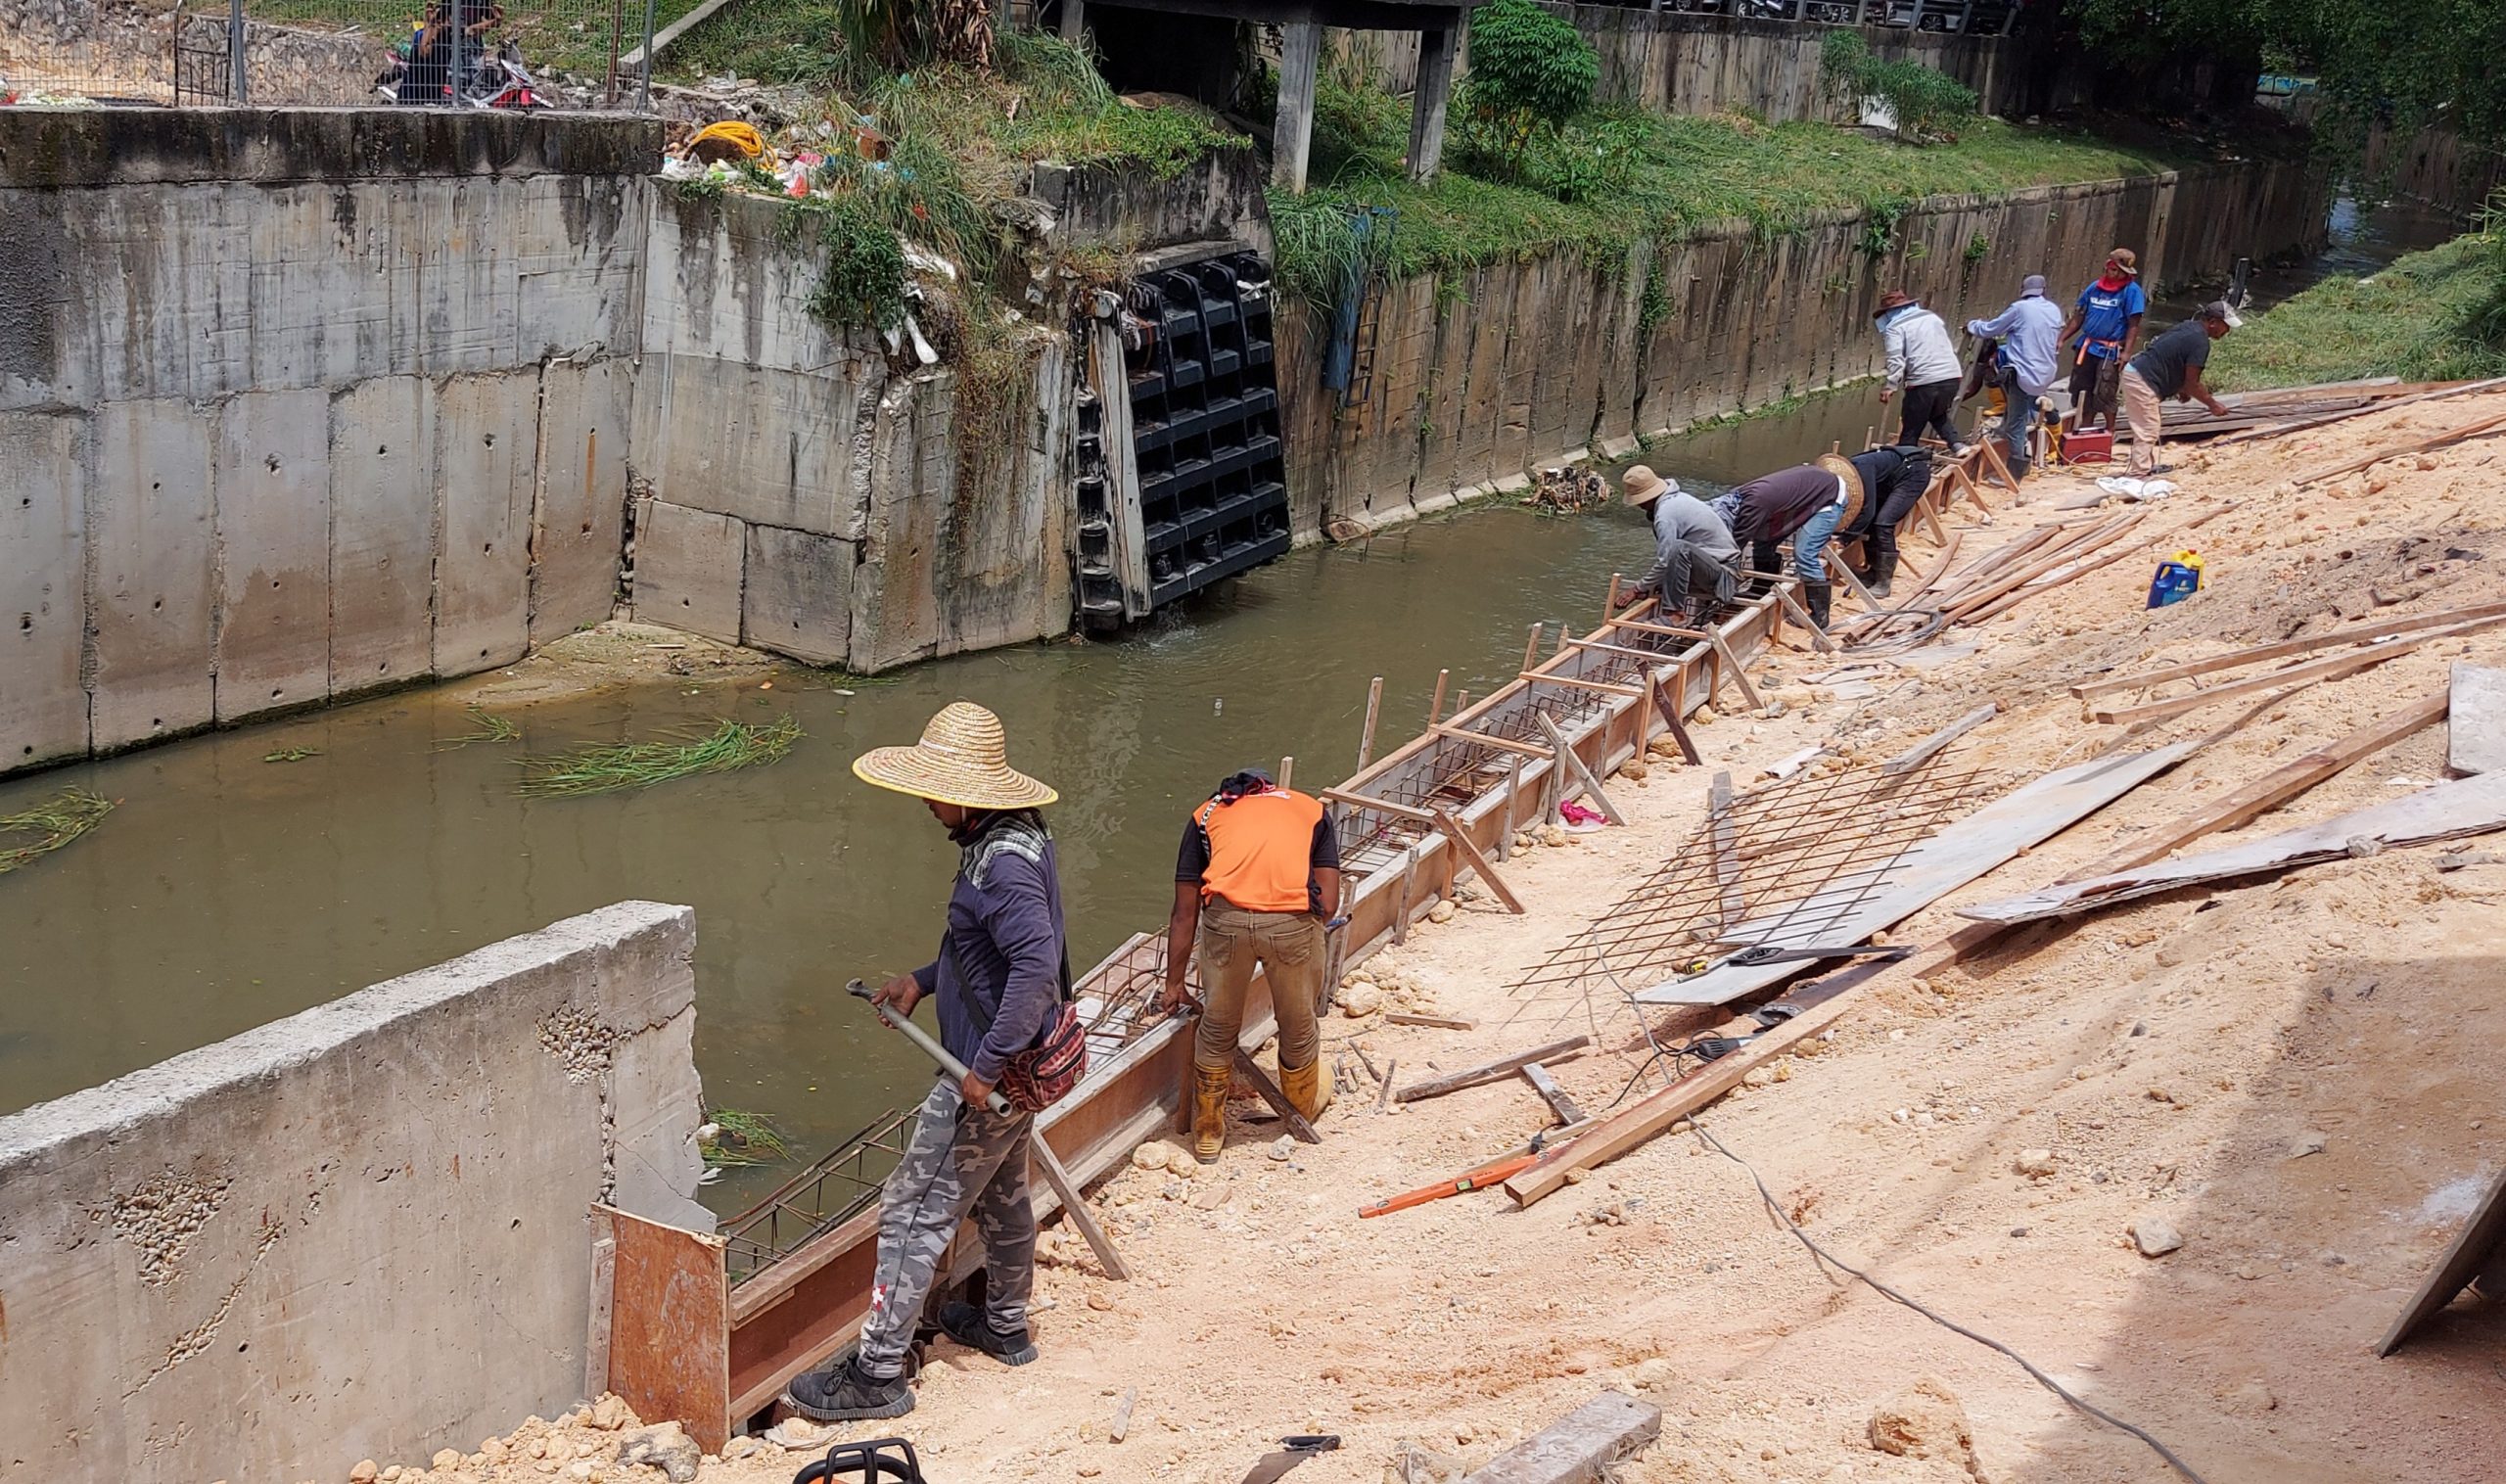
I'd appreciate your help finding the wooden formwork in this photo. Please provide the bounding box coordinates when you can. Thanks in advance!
[600,573,1798,1442]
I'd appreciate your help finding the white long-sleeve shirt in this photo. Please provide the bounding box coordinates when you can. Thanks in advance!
[1878,305,1963,392]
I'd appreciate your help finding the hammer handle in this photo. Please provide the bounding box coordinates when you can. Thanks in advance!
[859,987,1017,1117]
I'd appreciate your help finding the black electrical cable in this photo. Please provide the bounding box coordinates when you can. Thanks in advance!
[1685,1117,2212,1484]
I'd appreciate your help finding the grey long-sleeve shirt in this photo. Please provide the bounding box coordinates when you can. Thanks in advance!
[1641,491,1740,601]
[1879,305,1963,392]
[909,811,1067,1086]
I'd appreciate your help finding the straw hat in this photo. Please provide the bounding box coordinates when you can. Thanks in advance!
[853,701,1058,810]
[1816,452,1865,531]
[1872,289,1919,319]
[1621,465,1674,507]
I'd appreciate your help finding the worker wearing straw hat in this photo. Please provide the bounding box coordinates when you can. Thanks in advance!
[1622,464,1740,626]
[785,702,1066,1422]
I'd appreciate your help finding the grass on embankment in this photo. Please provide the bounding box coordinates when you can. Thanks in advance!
[1269,78,2208,301]
[2208,229,2506,392]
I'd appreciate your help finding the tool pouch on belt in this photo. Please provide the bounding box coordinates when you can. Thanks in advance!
[966,944,1088,1114]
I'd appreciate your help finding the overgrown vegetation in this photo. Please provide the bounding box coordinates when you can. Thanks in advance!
[1818,30,1980,145]
[2207,220,2506,391]
[0,789,114,876]
[1453,0,1600,179]
[440,704,523,749]
[517,717,802,799]
[702,1108,794,1169]
[800,196,912,332]
[1270,87,2187,305]
[262,746,321,764]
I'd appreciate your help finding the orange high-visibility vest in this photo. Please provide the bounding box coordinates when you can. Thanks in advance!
[1192,789,1324,913]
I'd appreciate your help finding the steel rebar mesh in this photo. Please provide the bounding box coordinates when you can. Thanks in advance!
[1505,757,2002,1028]
[722,1105,917,1284]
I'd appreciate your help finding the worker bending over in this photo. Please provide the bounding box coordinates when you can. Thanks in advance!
[786,702,1067,1421]
[1711,453,1863,630]
[1872,290,1965,451]
[1623,465,1740,626]
[1836,443,1932,599]
[1162,768,1343,1162]
[2119,300,2240,477]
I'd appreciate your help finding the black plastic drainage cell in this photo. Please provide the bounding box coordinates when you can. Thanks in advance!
[1126,251,1289,609]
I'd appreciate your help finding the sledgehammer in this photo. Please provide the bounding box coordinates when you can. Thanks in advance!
[846,978,1133,1280]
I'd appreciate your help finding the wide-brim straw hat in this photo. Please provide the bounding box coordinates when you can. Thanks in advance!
[853,700,1059,810]
[1621,464,1672,506]
[1872,289,1918,319]
[1816,452,1865,531]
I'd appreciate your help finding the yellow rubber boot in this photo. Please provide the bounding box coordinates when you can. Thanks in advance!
[1280,1056,1330,1122]
[1190,1058,1231,1164]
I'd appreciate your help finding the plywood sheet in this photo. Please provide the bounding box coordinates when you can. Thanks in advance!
[2451,664,2506,775]
[605,1206,729,1453]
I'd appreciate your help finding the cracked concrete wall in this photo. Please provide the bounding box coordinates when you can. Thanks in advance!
[0,901,707,1484]
[0,108,658,776]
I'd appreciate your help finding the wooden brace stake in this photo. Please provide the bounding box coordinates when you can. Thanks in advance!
[1432,805,1524,913]
[1535,713,1626,826]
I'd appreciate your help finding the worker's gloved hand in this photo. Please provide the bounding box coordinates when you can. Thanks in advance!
[872,973,924,1020]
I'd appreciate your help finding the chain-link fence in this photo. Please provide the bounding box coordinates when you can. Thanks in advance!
[4,0,659,108]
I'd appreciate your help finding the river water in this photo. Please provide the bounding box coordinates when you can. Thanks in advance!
[0,197,2457,1212]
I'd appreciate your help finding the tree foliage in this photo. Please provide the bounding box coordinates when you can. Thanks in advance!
[834,0,992,73]
[1818,30,1981,145]
[1457,0,1600,165]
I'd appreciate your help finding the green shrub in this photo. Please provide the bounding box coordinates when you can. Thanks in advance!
[1455,0,1599,177]
[1819,30,1979,145]
[2461,188,2506,350]
[804,197,909,333]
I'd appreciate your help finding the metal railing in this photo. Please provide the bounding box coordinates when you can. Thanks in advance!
[1587,0,2023,34]
[4,0,659,108]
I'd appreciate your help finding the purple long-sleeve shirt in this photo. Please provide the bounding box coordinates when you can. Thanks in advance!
[909,812,1067,1086]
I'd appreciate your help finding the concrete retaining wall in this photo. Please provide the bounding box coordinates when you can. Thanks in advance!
[0,901,708,1484]
[1346,9,2050,125]
[1276,160,2326,538]
[0,108,658,772]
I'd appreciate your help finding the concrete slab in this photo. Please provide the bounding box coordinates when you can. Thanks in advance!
[1462,1391,1661,1484]
[88,398,217,749]
[0,901,703,1484]
[742,522,856,667]
[515,172,649,359]
[846,375,951,671]
[2450,663,2506,775]
[213,388,334,719]
[635,354,869,538]
[433,370,537,673]
[633,499,744,644]
[531,357,631,645]
[0,410,90,770]
[328,376,438,696]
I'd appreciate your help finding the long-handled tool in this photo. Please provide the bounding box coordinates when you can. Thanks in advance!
[1239,1435,1339,1484]
[1357,1122,1589,1218]
[847,980,1132,1280]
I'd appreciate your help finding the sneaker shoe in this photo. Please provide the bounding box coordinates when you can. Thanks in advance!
[938,1300,1041,1366]
[783,1357,914,1421]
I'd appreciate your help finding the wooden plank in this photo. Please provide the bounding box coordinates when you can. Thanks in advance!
[1959,767,2506,925]
[1707,770,1744,934]
[1536,713,1626,825]
[1357,676,1385,769]
[1428,668,1450,724]
[1880,703,1997,775]
[1960,537,2152,624]
[2204,374,2506,448]
[1394,1035,1591,1103]
[1648,674,1702,765]
[1942,514,2140,621]
[1030,1136,1131,1280]
[1386,1012,1476,1030]
[1522,671,1646,699]
[1433,804,1524,913]
[2454,664,2506,775]
[2377,1165,2506,1356]
[1705,630,1765,710]
[1235,1048,1323,1142]
[1520,1062,1586,1125]
[605,1206,730,1454]
[2085,621,2484,725]
[1437,721,1554,760]
[619,0,738,69]
[1110,1385,1139,1443]
[1636,743,2200,1008]
[584,1211,616,1406]
[2290,406,2506,487]
[1323,787,1436,822]
[2070,601,2506,699]
[1461,1391,1661,1484]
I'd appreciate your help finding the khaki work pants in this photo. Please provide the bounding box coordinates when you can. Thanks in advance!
[2121,367,2165,476]
[1192,900,1324,1073]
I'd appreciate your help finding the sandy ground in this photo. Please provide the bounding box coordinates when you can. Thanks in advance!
[389,395,2505,1484]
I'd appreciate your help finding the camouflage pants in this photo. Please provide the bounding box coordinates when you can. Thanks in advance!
[856,1077,1037,1378]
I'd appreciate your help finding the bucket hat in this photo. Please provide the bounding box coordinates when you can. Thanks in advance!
[1816,452,1865,531]
[853,701,1058,810]
[1621,465,1675,506]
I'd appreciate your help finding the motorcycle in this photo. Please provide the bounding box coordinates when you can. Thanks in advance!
[375,33,545,109]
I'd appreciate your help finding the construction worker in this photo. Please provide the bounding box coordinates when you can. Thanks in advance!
[1872,290,1966,451]
[1710,453,1863,629]
[785,702,1066,1421]
[1837,443,1933,599]
[1622,465,1740,625]
[1965,274,2065,480]
[1161,768,1343,1162]
[2119,301,2241,477]
[2058,249,2147,433]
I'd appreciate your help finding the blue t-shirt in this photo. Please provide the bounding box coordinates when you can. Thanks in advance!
[2072,280,2147,358]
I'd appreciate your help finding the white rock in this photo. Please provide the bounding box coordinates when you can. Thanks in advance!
[2131,1217,2184,1258]
[1131,1141,1175,1172]
[2014,1149,2057,1178]
[1268,1136,1295,1162]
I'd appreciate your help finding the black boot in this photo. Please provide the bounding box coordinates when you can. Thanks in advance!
[938,1300,1041,1366]
[785,1356,915,1421]
[1867,552,1897,601]
[1805,581,1833,630]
